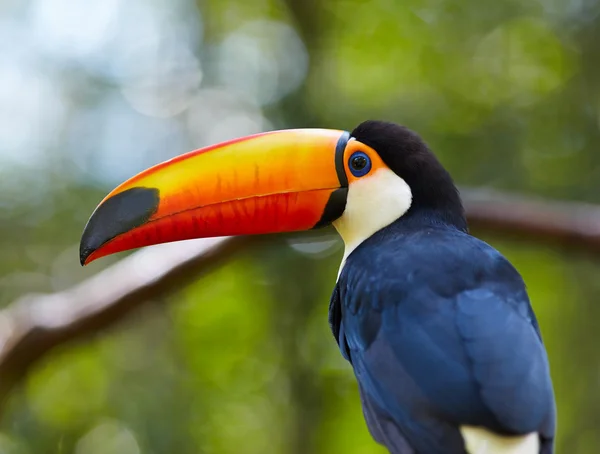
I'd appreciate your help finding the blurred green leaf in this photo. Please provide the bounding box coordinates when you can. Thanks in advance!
[26,345,108,430]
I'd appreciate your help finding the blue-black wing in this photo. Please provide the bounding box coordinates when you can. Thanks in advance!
[331,227,555,454]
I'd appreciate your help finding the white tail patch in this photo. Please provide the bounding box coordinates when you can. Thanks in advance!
[461,426,539,454]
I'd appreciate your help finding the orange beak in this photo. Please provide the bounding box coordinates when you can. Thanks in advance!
[80,129,351,265]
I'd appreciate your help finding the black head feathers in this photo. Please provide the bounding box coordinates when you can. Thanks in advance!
[351,120,467,232]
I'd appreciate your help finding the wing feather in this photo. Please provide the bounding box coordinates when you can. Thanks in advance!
[332,227,555,454]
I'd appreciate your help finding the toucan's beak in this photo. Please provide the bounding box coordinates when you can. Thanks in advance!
[80,129,351,265]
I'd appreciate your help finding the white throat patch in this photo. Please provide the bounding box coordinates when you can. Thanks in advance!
[333,167,412,277]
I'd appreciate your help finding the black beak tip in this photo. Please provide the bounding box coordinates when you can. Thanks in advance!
[78,187,161,266]
[79,245,93,266]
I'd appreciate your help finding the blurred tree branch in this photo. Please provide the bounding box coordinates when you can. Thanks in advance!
[0,236,254,412]
[463,188,600,250]
[1,188,600,414]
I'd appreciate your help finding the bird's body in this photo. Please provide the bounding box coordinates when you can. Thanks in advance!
[80,120,556,454]
[330,216,555,454]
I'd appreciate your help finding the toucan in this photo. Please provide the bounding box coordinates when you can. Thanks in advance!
[80,120,556,454]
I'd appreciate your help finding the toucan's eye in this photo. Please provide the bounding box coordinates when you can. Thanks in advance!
[349,152,372,177]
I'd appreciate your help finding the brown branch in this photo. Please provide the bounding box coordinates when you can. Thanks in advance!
[463,188,600,251]
[0,236,253,410]
[1,188,599,413]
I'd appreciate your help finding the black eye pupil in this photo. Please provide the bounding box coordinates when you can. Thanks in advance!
[352,156,367,170]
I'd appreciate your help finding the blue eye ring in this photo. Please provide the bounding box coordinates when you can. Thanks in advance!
[348,151,372,177]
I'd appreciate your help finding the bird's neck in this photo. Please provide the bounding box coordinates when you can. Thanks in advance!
[393,205,468,233]
[335,206,467,280]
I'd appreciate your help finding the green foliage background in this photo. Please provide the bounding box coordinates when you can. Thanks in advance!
[0,0,599,452]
